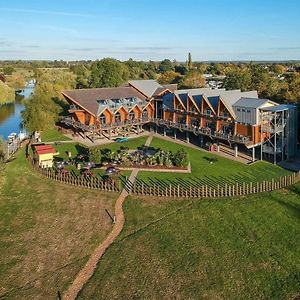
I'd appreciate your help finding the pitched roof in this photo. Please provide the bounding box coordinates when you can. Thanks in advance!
[34,144,57,155]
[63,87,147,116]
[233,97,276,109]
[163,84,178,91]
[128,80,163,98]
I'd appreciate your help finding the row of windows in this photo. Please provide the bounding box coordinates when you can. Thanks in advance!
[237,108,251,113]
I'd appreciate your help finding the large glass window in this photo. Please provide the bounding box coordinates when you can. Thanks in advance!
[142,110,148,119]
[115,112,121,122]
[100,114,106,124]
[129,111,135,120]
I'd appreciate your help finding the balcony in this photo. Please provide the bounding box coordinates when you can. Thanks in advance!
[60,116,151,132]
[152,119,250,144]
[261,124,285,133]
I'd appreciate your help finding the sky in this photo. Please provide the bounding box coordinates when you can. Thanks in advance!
[0,0,300,61]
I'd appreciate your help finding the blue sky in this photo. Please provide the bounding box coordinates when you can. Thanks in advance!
[0,0,300,61]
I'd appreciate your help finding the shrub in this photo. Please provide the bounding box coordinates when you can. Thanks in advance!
[88,146,102,164]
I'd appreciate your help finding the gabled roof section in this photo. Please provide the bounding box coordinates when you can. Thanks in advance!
[163,84,178,91]
[233,97,277,109]
[187,94,201,113]
[63,87,147,117]
[220,90,259,117]
[128,80,163,98]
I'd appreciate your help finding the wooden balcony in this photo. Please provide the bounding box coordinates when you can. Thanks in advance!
[60,116,151,132]
[150,119,250,145]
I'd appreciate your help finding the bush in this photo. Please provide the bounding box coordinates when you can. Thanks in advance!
[88,146,102,164]
[173,149,188,167]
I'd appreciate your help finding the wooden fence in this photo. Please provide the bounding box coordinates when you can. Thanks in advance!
[28,157,299,198]
[126,172,299,198]
[29,159,121,192]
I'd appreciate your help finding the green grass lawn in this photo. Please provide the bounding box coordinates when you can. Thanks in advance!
[137,137,291,188]
[51,136,290,189]
[79,185,300,299]
[41,128,71,142]
[0,150,118,299]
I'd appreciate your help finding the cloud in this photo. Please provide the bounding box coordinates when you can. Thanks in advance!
[0,40,12,47]
[0,7,96,18]
[23,45,41,49]
[269,46,300,51]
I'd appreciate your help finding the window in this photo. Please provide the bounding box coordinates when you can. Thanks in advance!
[237,108,241,112]
[247,109,250,113]
[115,112,121,122]
[205,109,212,116]
[242,108,245,112]
[142,110,148,119]
[129,111,135,120]
[100,114,106,124]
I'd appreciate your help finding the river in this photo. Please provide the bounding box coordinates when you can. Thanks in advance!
[0,84,34,139]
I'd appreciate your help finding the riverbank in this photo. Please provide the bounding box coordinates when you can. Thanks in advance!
[0,83,34,139]
[0,81,15,105]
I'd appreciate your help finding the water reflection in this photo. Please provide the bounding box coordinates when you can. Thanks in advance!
[0,85,34,139]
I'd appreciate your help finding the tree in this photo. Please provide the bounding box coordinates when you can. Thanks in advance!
[158,59,174,73]
[3,66,15,75]
[270,64,286,75]
[22,69,76,132]
[0,137,7,163]
[158,71,181,84]
[0,81,15,104]
[179,70,206,89]
[90,58,129,88]
[284,73,300,103]
[187,52,193,71]
[88,146,102,164]
[224,68,252,91]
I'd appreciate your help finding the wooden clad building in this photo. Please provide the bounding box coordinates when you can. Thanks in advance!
[61,79,297,163]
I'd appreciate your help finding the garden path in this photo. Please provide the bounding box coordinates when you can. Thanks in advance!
[144,133,154,147]
[63,168,139,300]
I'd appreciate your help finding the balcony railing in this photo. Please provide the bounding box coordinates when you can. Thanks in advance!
[61,116,250,144]
[151,119,250,144]
[261,124,285,133]
[60,116,151,132]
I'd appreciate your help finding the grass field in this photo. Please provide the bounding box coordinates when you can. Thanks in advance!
[79,185,300,299]
[137,137,291,188]
[51,136,290,188]
[41,128,71,142]
[0,150,118,299]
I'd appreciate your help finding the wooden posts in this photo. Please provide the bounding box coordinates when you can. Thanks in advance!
[28,158,299,198]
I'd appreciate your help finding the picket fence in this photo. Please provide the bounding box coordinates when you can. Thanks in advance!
[29,158,299,198]
[126,173,299,198]
[30,159,121,192]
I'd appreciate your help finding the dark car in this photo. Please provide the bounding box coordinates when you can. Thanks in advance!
[105,166,120,175]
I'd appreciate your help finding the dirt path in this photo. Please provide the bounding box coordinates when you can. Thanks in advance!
[63,169,139,300]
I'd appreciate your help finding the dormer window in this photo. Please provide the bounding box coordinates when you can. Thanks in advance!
[97,99,107,105]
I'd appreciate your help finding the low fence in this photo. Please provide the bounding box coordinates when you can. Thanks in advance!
[29,159,121,192]
[28,157,299,198]
[126,173,299,198]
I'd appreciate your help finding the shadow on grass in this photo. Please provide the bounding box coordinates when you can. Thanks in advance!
[273,197,300,220]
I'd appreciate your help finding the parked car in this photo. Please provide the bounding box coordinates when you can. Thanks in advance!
[116,137,129,143]
[105,166,120,175]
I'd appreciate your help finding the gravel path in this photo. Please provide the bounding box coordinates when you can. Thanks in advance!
[63,169,139,300]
